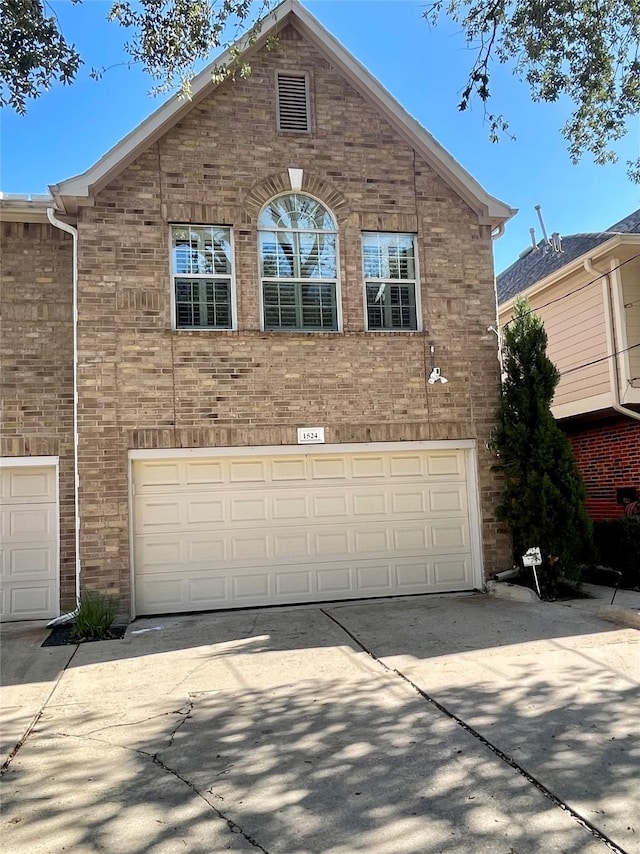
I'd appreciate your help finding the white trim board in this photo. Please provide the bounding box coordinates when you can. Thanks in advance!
[0,456,59,468]
[50,1,514,226]
[129,439,478,461]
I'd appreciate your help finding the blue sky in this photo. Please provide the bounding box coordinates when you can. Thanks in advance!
[1,0,638,272]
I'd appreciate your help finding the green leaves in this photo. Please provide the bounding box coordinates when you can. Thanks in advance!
[424,0,640,178]
[0,0,273,112]
[0,0,83,113]
[105,0,271,98]
[491,298,594,579]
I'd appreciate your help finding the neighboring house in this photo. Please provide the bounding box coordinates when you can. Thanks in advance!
[497,210,640,522]
[0,0,515,622]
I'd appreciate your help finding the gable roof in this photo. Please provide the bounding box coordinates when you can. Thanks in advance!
[49,0,514,227]
[496,209,640,304]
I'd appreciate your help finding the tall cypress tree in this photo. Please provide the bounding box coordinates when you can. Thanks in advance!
[492,298,593,587]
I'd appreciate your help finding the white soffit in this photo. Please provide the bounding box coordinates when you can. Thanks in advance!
[50,0,515,226]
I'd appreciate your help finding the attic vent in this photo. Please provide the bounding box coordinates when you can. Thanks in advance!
[277,72,310,132]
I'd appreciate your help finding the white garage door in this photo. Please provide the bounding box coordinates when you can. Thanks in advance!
[0,463,59,621]
[132,445,480,616]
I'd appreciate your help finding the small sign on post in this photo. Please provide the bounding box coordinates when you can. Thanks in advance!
[522,547,543,598]
[522,547,542,567]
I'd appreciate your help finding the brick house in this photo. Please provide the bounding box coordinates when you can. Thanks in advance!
[0,0,515,622]
[497,210,640,522]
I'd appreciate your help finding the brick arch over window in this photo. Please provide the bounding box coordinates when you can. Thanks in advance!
[243,172,350,224]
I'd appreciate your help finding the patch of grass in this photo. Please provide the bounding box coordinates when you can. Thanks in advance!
[72,591,117,641]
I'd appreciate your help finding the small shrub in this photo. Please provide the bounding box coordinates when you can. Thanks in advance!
[72,591,117,640]
[592,517,640,589]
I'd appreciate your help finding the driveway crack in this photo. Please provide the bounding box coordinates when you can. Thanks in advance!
[45,731,272,853]
[0,643,80,777]
[320,607,629,854]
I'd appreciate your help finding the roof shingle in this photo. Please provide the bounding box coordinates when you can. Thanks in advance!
[496,209,640,304]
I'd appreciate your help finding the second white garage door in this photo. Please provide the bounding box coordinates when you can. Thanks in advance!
[0,461,60,621]
[131,445,480,616]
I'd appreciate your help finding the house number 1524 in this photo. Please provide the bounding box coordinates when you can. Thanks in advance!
[297,427,325,445]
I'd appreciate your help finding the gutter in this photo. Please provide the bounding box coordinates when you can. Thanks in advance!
[46,209,82,623]
[585,258,640,422]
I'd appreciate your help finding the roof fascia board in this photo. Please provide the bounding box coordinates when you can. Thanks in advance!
[51,0,514,225]
[290,7,514,225]
[51,1,297,209]
[498,234,640,313]
[0,198,54,223]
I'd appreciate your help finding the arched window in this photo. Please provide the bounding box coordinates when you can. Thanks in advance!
[258,194,338,331]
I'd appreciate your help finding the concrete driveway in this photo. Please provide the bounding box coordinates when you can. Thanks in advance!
[1,592,638,854]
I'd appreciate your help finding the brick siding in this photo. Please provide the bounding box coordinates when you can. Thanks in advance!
[0,221,76,610]
[3,23,512,612]
[565,416,640,520]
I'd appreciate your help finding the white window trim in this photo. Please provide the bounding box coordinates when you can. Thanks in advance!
[257,192,343,333]
[361,232,423,333]
[276,69,312,134]
[169,224,238,331]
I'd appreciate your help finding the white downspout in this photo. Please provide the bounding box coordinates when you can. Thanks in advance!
[46,209,82,623]
[585,258,640,422]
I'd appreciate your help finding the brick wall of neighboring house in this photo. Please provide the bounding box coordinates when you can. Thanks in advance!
[0,221,76,610]
[9,26,511,611]
[565,416,640,520]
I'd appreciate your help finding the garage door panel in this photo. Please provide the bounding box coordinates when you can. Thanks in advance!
[136,462,182,489]
[230,496,269,522]
[229,459,268,483]
[189,575,227,603]
[187,499,225,524]
[272,494,309,520]
[7,585,52,617]
[356,564,392,590]
[135,497,183,529]
[3,505,56,541]
[233,572,270,599]
[391,489,426,514]
[313,493,348,517]
[351,455,386,478]
[317,566,353,593]
[389,454,424,478]
[427,485,467,514]
[354,529,389,553]
[275,570,313,595]
[315,530,350,557]
[271,458,308,481]
[185,460,225,485]
[393,525,429,551]
[2,468,57,503]
[426,453,465,478]
[273,532,311,559]
[431,521,469,549]
[434,557,471,584]
[396,561,430,588]
[132,449,477,615]
[309,457,348,480]
[7,545,53,576]
[1,464,59,621]
[352,491,387,516]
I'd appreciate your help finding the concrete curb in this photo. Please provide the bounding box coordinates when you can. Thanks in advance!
[485,580,539,603]
[598,605,640,630]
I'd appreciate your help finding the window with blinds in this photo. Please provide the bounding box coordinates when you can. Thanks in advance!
[362,233,419,331]
[277,72,310,132]
[258,194,338,331]
[170,225,235,330]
